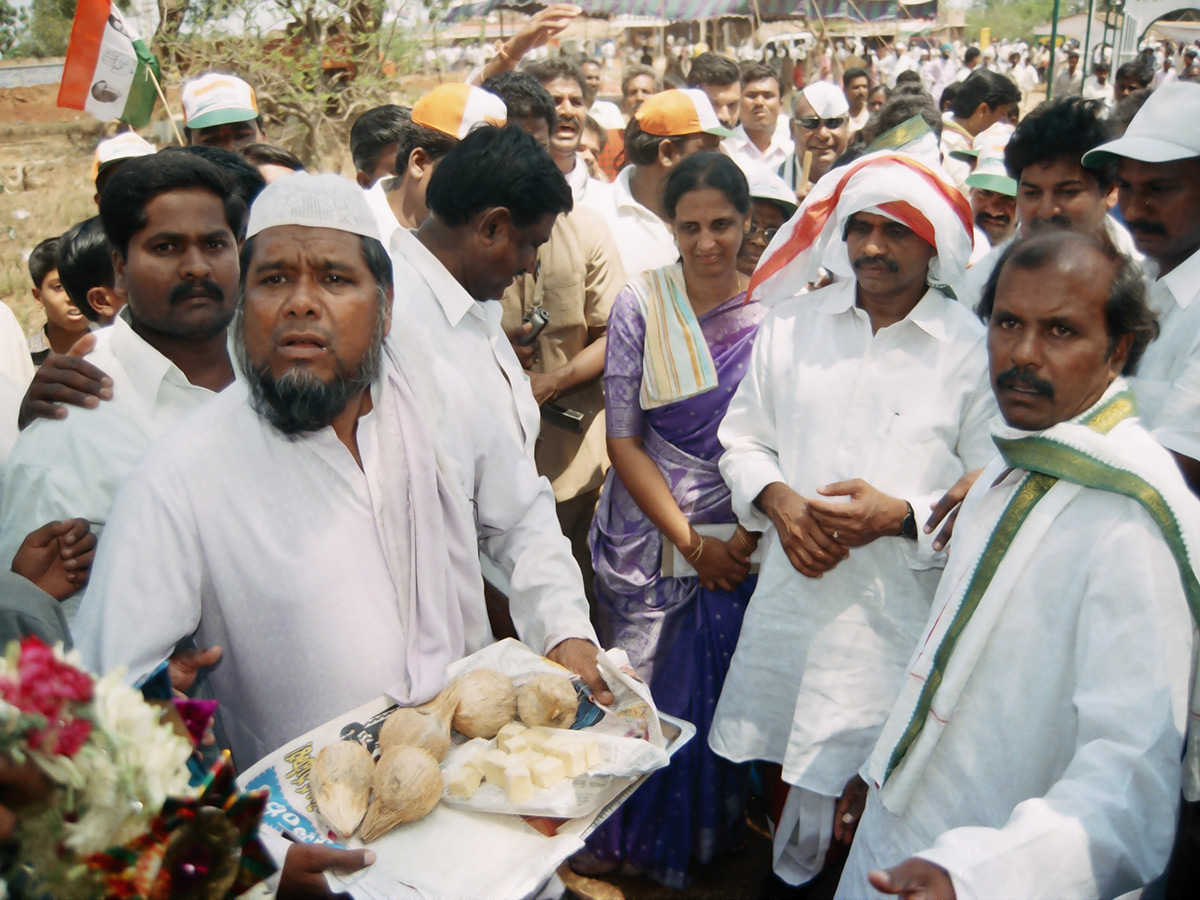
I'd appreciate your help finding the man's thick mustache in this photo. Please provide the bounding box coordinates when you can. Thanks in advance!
[996,366,1054,398]
[853,255,900,273]
[1127,219,1168,237]
[169,280,225,304]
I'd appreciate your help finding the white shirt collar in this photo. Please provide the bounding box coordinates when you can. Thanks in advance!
[1156,243,1200,311]
[565,155,589,203]
[614,166,661,220]
[813,281,956,342]
[109,307,200,410]
[365,177,405,252]
[393,227,483,327]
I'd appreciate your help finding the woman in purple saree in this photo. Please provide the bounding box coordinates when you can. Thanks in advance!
[582,153,767,888]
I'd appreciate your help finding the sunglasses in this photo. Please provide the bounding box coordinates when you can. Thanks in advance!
[796,115,847,131]
[745,222,780,243]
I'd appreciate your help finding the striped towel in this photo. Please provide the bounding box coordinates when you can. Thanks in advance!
[630,263,719,410]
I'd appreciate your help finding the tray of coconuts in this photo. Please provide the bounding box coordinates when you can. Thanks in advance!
[238,639,694,900]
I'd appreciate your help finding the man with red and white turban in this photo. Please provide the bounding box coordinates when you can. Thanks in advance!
[710,152,998,890]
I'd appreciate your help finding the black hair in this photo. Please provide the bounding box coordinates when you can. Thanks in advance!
[1115,61,1152,87]
[740,61,781,92]
[978,229,1158,374]
[963,47,982,66]
[169,144,267,209]
[350,105,411,176]
[482,72,557,133]
[859,83,942,145]
[842,66,869,86]
[1108,88,1154,138]
[526,58,587,95]
[239,142,305,173]
[28,236,58,289]
[868,84,890,101]
[580,57,601,68]
[939,82,960,113]
[57,217,113,322]
[99,152,245,257]
[392,119,457,185]
[663,151,750,219]
[1006,96,1115,190]
[663,72,686,91]
[951,69,1020,120]
[895,69,922,87]
[687,52,740,88]
[425,125,572,227]
[1092,61,1110,74]
[622,64,659,96]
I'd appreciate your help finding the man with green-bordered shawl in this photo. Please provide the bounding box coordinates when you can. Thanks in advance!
[837,228,1200,899]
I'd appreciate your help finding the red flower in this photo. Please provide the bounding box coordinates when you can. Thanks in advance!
[0,637,95,758]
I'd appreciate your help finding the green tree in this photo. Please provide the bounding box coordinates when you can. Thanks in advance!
[0,0,29,57]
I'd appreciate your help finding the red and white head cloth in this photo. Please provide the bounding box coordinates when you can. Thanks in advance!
[747,151,975,306]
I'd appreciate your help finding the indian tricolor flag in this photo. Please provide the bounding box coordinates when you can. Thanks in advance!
[57,0,161,128]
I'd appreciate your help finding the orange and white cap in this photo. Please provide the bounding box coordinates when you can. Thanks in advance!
[91,131,156,182]
[411,83,507,140]
[181,73,259,130]
[634,88,734,139]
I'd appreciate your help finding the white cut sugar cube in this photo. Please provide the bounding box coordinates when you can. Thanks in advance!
[501,733,529,755]
[581,735,601,768]
[447,765,482,799]
[503,757,533,803]
[544,741,586,777]
[495,722,527,751]
[530,754,566,788]
[480,749,509,784]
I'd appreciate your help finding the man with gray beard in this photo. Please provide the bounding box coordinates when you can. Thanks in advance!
[75,174,519,772]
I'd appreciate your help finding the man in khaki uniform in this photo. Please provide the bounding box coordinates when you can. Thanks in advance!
[486,73,627,602]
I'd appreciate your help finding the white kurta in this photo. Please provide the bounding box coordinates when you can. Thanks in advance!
[581,166,679,281]
[1131,246,1200,461]
[0,310,216,622]
[711,281,997,796]
[837,427,1195,900]
[0,301,33,392]
[75,369,491,769]
[364,198,597,654]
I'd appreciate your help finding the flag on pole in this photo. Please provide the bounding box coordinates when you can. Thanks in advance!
[57,0,161,129]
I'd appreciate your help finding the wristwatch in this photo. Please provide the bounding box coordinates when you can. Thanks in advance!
[900,501,918,540]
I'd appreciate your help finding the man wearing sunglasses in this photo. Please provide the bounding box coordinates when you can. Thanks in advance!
[781,82,852,203]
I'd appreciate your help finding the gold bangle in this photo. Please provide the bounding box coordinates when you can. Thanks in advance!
[734,527,754,552]
[686,534,705,564]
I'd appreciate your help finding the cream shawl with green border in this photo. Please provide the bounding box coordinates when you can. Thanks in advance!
[868,381,1200,812]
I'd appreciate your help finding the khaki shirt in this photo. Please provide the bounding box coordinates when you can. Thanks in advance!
[501,206,626,502]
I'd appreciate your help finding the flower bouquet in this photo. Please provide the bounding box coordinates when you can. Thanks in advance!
[0,637,274,899]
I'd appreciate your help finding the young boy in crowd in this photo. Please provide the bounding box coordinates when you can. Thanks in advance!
[56,217,122,326]
[26,237,90,364]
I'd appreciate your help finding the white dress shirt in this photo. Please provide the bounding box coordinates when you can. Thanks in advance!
[581,166,679,281]
[1132,245,1200,461]
[75,369,492,768]
[837,432,1193,900]
[367,191,597,653]
[723,120,795,177]
[710,281,998,796]
[0,309,216,621]
[564,153,613,207]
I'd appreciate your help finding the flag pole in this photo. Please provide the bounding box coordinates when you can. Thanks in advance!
[146,67,186,145]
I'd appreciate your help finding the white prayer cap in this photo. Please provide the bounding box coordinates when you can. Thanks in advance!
[747,151,975,305]
[246,172,381,242]
[1083,82,1200,166]
[798,81,850,118]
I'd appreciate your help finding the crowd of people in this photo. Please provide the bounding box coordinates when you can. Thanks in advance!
[2,16,1200,900]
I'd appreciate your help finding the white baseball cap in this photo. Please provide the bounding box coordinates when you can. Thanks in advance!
[1082,82,1200,166]
[182,73,259,130]
[748,168,799,218]
[247,172,381,242]
[964,122,1017,196]
[92,131,156,182]
[412,83,507,140]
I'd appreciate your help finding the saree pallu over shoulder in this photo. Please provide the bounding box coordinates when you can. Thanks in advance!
[630,263,720,410]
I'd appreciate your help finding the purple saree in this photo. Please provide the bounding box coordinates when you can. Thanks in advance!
[585,272,766,888]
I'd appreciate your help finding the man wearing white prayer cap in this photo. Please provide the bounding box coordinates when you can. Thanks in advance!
[710,151,998,890]
[77,172,604,769]
[782,81,851,201]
